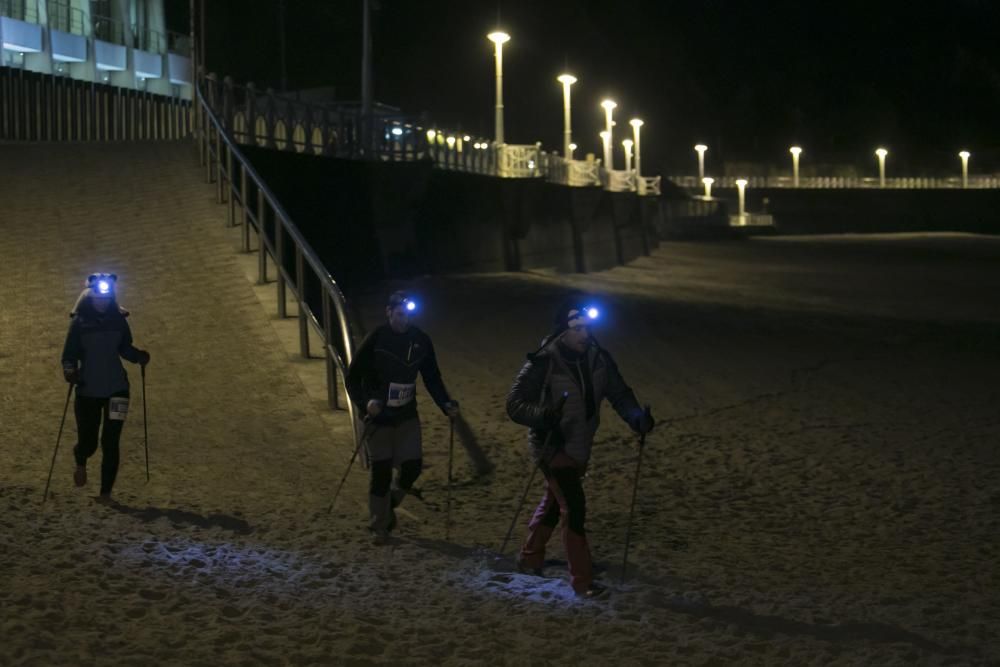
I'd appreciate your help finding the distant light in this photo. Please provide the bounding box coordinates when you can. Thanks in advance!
[528,160,536,169]
[959,150,970,159]
[585,307,599,320]
[622,139,633,149]
[568,142,577,151]
[446,136,456,147]
[473,142,481,149]
[694,144,707,153]
[735,179,748,187]
[630,118,643,128]
[557,73,577,85]
[789,146,802,156]
[487,31,510,45]
[462,135,471,142]
[426,129,436,141]
[702,177,714,185]
[599,131,610,142]
[391,127,403,136]
[601,99,617,111]
[875,148,888,158]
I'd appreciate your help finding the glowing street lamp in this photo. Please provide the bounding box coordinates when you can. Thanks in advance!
[487,31,511,144]
[875,148,888,188]
[568,142,577,159]
[630,118,643,193]
[789,146,802,187]
[959,151,970,188]
[557,74,577,158]
[601,99,617,169]
[599,131,610,168]
[702,176,714,199]
[694,144,707,182]
[622,138,634,172]
[736,178,748,217]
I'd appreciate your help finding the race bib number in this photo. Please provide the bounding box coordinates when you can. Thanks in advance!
[108,396,129,421]
[386,382,415,407]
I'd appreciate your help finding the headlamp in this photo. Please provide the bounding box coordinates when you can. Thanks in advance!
[87,273,117,297]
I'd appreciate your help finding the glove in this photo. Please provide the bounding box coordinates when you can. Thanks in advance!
[137,350,151,366]
[630,408,655,435]
[63,367,80,385]
[366,399,384,417]
[444,400,460,418]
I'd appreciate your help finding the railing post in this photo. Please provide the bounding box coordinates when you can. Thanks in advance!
[215,129,223,201]
[226,143,234,224]
[322,295,339,410]
[276,215,287,317]
[296,247,309,358]
[240,165,250,252]
[257,188,267,284]
[245,81,257,145]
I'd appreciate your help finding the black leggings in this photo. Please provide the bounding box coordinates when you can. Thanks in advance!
[370,458,423,498]
[74,393,128,495]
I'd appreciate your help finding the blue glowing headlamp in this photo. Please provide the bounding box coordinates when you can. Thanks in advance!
[87,273,117,297]
[387,292,417,314]
[567,305,599,328]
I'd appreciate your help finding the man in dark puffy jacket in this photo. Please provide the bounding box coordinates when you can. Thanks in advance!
[346,291,459,544]
[506,296,654,598]
[61,274,150,502]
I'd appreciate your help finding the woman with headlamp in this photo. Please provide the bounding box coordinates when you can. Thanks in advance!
[506,295,654,598]
[346,291,459,544]
[61,274,150,502]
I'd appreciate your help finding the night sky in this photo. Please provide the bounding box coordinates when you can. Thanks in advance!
[167,1,1000,176]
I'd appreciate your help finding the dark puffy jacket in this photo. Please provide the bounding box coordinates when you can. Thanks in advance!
[345,324,452,425]
[506,338,641,465]
[61,299,144,398]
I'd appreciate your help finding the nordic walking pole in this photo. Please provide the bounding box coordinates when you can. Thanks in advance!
[499,391,569,556]
[141,364,149,482]
[327,418,372,514]
[446,414,455,540]
[42,383,75,503]
[621,405,651,585]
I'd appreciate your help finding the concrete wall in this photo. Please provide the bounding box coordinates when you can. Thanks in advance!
[240,147,656,289]
[714,188,1000,235]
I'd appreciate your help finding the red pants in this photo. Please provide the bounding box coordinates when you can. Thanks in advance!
[519,452,592,594]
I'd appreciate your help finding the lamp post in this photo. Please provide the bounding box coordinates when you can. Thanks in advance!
[875,148,888,188]
[702,177,714,199]
[789,146,802,187]
[487,31,510,144]
[600,131,610,168]
[736,178,748,218]
[622,138,633,172]
[601,99,617,169]
[568,142,577,159]
[959,150,970,189]
[557,74,576,159]
[630,118,643,194]
[694,144,707,183]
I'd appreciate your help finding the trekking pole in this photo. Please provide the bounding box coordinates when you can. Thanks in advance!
[446,414,455,540]
[326,418,372,514]
[42,383,75,503]
[621,405,651,585]
[141,364,149,482]
[499,391,569,556]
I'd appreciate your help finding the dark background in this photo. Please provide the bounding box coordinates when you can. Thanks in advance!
[165,0,1000,177]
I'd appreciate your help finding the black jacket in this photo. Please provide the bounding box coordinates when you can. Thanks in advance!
[61,299,143,398]
[345,324,452,425]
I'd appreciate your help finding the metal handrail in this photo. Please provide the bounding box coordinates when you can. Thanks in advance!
[46,0,83,35]
[92,13,124,45]
[195,77,361,450]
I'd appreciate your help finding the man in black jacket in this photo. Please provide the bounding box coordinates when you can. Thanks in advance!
[346,292,459,544]
[506,296,654,598]
[61,274,150,502]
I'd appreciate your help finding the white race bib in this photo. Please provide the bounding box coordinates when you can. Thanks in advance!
[108,396,129,421]
[386,382,415,408]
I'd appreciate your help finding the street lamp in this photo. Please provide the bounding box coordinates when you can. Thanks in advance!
[601,99,617,169]
[736,178,748,217]
[630,118,643,193]
[789,146,802,187]
[702,176,714,199]
[557,74,576,159]
[568,142,577,159]
[959,150,970,188]
[622,138,633,172]
[487,31,510,144]
[875,147,888,188]
[694,144,707,182]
